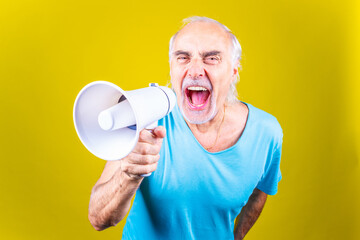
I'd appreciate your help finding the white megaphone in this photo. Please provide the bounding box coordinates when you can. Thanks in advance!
[73,81,176,176]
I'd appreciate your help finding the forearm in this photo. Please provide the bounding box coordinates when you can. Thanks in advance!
[234,188,267,240]
[88,170,142,230]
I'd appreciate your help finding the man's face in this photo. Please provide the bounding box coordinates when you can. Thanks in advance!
[170,21,238,124]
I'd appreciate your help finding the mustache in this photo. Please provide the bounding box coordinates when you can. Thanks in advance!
[181,77,213,92]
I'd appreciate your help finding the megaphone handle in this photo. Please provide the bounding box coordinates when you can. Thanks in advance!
[139,121,158,177]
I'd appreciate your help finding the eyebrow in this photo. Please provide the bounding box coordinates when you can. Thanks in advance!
[173,50,221,58]
[173,50,192,57]
[200,50,222,58]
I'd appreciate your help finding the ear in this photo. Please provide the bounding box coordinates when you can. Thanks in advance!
[232,60,240,79]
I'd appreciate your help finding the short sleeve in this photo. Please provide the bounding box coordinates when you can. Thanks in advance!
[256,134,283,195]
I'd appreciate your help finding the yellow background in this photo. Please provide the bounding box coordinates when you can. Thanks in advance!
[0,0,359,239]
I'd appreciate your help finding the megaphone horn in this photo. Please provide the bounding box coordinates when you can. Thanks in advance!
[73,81,176,167]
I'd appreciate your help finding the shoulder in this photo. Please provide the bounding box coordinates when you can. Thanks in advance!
[246,102,283,145]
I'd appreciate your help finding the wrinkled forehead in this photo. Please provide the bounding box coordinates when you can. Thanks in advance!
[172,21,233,56]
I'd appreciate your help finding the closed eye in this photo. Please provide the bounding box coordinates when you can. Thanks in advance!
[204,56,221,64]
[177,55,190,63]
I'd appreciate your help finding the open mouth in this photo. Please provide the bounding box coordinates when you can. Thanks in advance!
[185,86,211,110]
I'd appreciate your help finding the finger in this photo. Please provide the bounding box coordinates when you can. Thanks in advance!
[132,142,162,155]
[122,161,158,176]
[126,153,160,165]
[138,129,159,145]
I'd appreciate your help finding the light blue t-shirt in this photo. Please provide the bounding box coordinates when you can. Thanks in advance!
[122,102,283,240]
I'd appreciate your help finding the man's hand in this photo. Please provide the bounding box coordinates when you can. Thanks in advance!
[120,126,166,179]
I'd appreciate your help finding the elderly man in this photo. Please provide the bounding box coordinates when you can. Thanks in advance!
[88,17,283,240]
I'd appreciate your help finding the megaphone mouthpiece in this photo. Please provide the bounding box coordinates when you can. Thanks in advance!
[98,99,136,131]
[98,111,113,131]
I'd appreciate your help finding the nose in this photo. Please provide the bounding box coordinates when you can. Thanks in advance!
[187,59,205,79]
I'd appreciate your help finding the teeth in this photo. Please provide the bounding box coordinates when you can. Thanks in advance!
[187,86,208,91]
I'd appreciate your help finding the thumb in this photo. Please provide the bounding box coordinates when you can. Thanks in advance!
[153,126,166,139]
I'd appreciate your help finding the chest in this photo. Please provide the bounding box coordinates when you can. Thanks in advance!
[140,138,266,214]
[192,124,245,152]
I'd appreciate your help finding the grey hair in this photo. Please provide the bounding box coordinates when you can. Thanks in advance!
[169,16,242,103]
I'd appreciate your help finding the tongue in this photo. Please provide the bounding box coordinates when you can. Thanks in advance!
[190,90,210,105]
